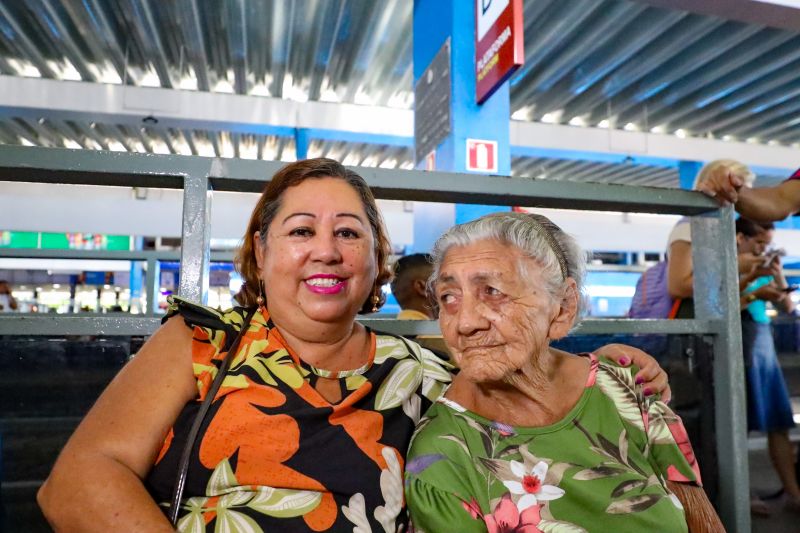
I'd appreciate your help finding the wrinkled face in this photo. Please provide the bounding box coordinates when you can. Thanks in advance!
[434,240,576,384]
[255,177,377,326]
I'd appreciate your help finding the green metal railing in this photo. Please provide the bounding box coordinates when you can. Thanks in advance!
[0,145,748,532]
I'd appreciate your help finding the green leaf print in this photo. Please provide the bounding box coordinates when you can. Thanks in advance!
[245,339,270,359]
[595,365,645,432]
[207,458,238,496]
[214,508,263,533]
[176,508,206,533]
[246,488,322,518]
[610,478,647,498]
[346,374,368,391]
[572,464,629,480]
[374,337,410,364]
[375,358,422,410]
[421,353,452,383]
[455,413,493,456]
[538,520,589,532]
[647,402,681,445]
[439,434,471,455]
[605,493,662,514]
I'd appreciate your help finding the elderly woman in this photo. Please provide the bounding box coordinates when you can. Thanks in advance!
[38,159,668,532]
[406,212,722,533]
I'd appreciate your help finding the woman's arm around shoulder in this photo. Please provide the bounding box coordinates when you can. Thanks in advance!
[38,315,198,532]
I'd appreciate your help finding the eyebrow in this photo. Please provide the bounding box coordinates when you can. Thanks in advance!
[282,212,366,224]
[437,272,501,285]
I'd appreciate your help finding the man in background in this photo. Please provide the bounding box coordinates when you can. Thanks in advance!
[391,254,449,358]
[392,254,435,320]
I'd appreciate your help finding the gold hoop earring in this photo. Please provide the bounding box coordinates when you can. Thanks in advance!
[371,293,380,313]
[256,280,265,307]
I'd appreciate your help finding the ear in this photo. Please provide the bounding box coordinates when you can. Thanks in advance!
[413,279,427,299]
[253,231,265,270]
[548,278,579,340]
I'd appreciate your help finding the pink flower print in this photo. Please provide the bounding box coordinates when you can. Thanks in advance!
[462,497,482,519]
[502,460,565,511]
[483,494,543,533]
[666,418,702,484]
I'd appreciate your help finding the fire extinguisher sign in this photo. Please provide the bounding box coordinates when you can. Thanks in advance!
[466,139,498,173]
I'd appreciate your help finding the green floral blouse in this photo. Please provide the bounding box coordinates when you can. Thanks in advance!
[405,354,701,533]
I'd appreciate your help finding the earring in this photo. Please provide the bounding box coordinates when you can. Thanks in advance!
[371,293,380,313]
[256,280,265,307]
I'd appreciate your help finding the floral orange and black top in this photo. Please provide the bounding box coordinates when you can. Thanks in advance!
[145,297,451,532]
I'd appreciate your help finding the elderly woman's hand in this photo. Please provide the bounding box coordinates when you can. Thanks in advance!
[593,344,671,403]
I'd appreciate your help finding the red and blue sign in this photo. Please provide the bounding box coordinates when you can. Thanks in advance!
[475,0,524,104]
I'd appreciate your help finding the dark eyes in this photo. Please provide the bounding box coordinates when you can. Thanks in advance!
[336,228,360,239]
[288,227,360,238]
[289,227,313,237]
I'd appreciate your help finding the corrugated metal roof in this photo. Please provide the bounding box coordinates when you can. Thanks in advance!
[0,0,798,183]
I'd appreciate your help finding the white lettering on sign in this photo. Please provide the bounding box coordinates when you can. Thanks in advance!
[466,139,498,173]
[477,0,509,41]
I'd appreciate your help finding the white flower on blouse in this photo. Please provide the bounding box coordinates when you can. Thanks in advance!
[502,460,565,511]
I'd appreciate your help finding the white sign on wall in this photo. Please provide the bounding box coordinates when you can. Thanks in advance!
[477,0,510,40]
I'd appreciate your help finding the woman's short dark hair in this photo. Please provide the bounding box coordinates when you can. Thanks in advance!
[735,217,774,237]
[235,158,392,313]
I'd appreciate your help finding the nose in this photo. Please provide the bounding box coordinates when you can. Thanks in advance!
[456,294,491,336]
[311,232,342,264]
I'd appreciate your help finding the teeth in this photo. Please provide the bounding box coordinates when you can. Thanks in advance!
[306,278,342,287]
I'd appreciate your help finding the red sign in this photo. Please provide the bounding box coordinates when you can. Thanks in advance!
[475,0,524,104]
[466,139,498,173]
[425,150,436,171]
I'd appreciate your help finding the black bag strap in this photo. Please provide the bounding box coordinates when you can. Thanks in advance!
[168,306,257,526]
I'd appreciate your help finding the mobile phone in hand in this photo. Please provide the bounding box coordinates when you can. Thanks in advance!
[780,285,799,293]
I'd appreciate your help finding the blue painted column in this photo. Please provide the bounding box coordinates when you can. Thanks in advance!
[413,0,511,243]
[295,128,310,160]
[678,160,702,190]
[129,236,144,313]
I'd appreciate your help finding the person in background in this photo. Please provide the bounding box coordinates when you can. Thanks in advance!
[391,253,450,357]
[406,212,721,533]
[667,160,757,318]
[0,280,18,312]
[736,218,799,513]
[698,165,800,222]
[391,253,435,320]
[38,159,668,532]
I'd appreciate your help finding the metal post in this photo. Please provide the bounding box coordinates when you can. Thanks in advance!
[145,257,159,315]
[691,206,749,532]
[179,174,212,304]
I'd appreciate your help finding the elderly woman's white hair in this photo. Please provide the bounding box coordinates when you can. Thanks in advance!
[429,211,588,321]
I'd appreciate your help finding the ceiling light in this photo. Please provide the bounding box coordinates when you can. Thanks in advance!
[569,116,586,127]
[650,126,665,134]
[63,139,82,149]
[541,113,558,124]
[674,129,688,139]
[511,108,529,121]
[597,119,610,129]
[250,84,270,97]
[139,70,161,87]
[624,122,638,131]
[213,79,235,94]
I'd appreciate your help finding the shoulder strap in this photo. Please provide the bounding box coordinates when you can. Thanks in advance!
[167,305,257,525]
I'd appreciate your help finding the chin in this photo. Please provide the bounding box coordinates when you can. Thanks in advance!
[458,362,509,384]
[302,302,359,324]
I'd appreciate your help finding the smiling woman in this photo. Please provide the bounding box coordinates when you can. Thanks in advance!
[37,160,674,533]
